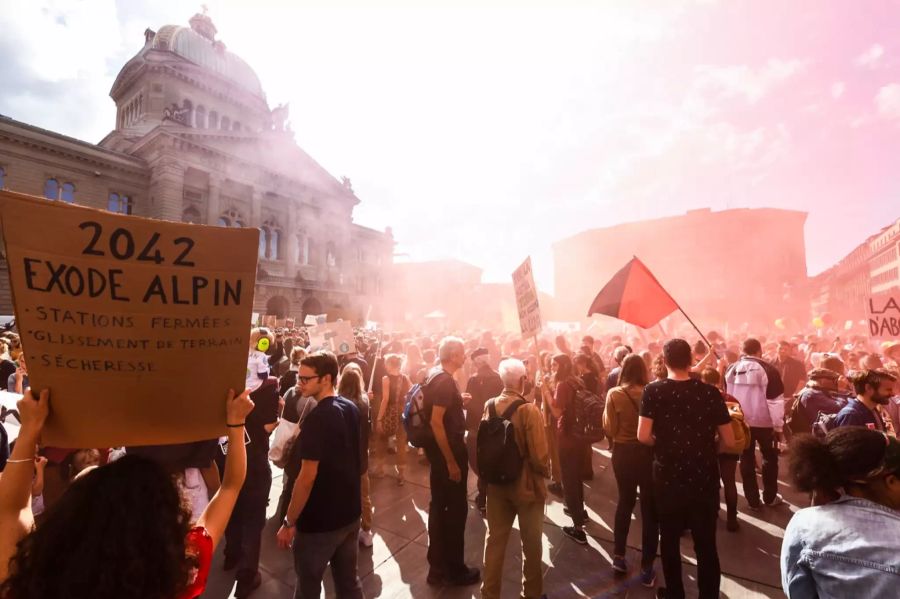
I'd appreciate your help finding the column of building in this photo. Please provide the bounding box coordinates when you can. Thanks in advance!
[148,158,184,221]
[206,174,221,225]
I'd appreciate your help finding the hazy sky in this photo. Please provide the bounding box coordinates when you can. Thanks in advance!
[1,0,898,292]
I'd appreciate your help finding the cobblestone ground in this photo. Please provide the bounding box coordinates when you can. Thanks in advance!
[202,444,795,598]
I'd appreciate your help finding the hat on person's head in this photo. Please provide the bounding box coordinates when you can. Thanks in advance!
[808,368,840,382]
[470,347,489,361]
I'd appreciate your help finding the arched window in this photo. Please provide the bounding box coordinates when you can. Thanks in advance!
[195,105,207,129]
[258,228,269,258]
[182,206,202,224]
[43,178,59,200]
[208,110,218,130]
[326,242,338,267]
[221,116,230,130]
[232,121,241,132]
[0,166,5,189]
[269,228,280,260]
[108,192,132,214]
[259,221,282,260]
[182,99,193,124]
[61,183,75,203]
[218,209,244,228]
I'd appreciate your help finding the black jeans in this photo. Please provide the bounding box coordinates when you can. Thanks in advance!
[718,454,739,520]
[611,442,658,567]
[225,461,272,584]
[558,436,586,527]
[656,492,720,599]
[740,427,779,506]
[425,436,470,578]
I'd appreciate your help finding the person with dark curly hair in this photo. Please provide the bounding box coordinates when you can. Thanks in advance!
[782,427,900,598]
[0,387,254,599]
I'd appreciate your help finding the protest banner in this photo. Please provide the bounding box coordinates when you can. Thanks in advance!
[263,314,277,328]
[868,292,900,338]
[0,190,258,447]
[512,257,542,338]
[308,320,355,355]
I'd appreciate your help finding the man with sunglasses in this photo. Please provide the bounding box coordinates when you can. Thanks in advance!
[277,351,363,599]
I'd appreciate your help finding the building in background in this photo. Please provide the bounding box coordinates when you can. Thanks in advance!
[0,11,393,321]
[809,217,899,328]
[553,207,810,330]
[870,218,900,296]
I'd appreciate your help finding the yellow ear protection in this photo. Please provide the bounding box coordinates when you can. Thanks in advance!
[256,328,271,352]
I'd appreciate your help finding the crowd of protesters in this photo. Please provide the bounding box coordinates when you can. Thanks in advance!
[0,321,898,598]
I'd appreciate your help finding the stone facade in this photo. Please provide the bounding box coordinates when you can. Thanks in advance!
[0,12,393,322]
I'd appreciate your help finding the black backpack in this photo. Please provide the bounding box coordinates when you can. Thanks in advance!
[812,411,841,439]
[569,379,606,443]
[476,398,527,485]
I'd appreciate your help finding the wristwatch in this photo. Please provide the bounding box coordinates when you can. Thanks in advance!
[282,516,295,529]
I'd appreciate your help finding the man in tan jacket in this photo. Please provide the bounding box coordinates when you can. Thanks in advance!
[481,358,550,599]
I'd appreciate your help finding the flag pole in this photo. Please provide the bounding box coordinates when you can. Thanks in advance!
[632,256,716,355]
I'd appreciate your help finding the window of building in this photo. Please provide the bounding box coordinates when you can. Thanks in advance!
[43,178,75,202]
[208,111,218,130]
[43,178,58,200]
[182,206,202,224]
[232,121,241,132]
[195,105,207,129]
[108,192,133,215]
[259,221,282,260]
[221,116,230,130]
[218,209,244,228]
[61,183,75,203]
[326,242,338,267]
[0,166,5,189]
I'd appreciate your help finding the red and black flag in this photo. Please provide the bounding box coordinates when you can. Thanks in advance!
[587,257,678,328]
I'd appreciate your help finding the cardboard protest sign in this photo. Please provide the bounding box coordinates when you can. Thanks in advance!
[868,293,900,339]
[0,190,258,447]
[308,321,355,355]
[304,313,327,327]
[512,257,542,337]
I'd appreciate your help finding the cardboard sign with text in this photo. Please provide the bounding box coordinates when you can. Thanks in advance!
[0,190,258,447]
[512,257,542,337]
[868,292,900,339]
[308,321,355,355]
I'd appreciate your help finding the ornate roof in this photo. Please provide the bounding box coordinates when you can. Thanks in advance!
[150,13,264,99]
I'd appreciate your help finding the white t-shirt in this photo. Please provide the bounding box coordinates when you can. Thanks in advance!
[246,350,269,392]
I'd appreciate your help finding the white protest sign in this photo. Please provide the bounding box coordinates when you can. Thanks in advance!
[308,321,355,355]
[512,257,542,337]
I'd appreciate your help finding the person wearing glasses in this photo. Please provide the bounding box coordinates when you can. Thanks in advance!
[276,351,363,599]
[782,427,900,598]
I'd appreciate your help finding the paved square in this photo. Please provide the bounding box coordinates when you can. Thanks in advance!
[201,443,795,598]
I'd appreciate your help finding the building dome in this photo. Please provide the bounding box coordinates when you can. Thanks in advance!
[151,14,264,99]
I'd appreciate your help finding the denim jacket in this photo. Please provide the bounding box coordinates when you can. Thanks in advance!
[781,496,900,598]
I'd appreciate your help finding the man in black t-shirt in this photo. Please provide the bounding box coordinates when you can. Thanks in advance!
[638,339,734,599]
[423,337,481,587]
[465,347,504,513]
[276,351,363,599]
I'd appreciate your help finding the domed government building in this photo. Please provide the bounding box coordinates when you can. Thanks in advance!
[0,11,394,323]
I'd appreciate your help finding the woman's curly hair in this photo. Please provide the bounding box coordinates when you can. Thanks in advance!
[0,455,192,599]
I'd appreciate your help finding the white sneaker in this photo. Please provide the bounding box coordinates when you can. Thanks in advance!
[764,494,784,507]
[358,528,374,547]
